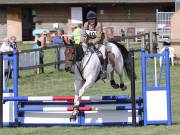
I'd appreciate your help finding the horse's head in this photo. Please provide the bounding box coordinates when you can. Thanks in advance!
[64,45,75,72]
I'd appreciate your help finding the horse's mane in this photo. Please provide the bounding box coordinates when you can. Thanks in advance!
[110,41,136,80]
[74,45,84,61]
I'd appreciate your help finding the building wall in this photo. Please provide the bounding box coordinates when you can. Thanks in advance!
[171,9,180,58]
[0,8,7,42]
[171,10,180,40]
[98,4,156,22]
[98,3,170,36]
[35,6,70,34]
[7,7,22,41]
[34,3,171,36]
[0,3,173,41]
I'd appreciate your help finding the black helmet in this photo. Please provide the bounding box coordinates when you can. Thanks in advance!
[86,10,97,20]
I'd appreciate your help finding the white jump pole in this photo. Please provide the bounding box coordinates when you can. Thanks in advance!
[154,57,157,87]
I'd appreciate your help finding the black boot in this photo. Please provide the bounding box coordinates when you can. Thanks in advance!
[100,59,107,79]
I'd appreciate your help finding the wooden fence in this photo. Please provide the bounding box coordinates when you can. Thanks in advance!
[113,32,158,53]
[1,32,159,76]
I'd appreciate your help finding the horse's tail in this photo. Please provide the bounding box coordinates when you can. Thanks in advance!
[111,41,136,80]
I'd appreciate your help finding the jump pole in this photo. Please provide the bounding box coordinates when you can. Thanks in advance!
[13,50,19,126]
[0,52,3,127]
[1,49,142,126]
[130,48,136,126]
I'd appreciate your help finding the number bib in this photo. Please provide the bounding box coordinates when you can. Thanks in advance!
[86,30,97,39]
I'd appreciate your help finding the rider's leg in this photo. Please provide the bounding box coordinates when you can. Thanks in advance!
[81,42,87,52]
[99,45,107,79]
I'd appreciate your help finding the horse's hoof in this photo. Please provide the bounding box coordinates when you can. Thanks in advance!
[70,115,76,122]
[110,80,119,89]
[120,83,127,91]
[121,85,127,91]
[112,84,120,89]
[70,118,76,122]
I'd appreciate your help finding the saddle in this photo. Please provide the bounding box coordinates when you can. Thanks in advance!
[74,43,104,63]
[75,43,107,68]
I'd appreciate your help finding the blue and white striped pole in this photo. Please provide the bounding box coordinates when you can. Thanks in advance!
[0,52,3,127]
[165,48,172,125]
[13,50,19,126]
[141,48,148,125]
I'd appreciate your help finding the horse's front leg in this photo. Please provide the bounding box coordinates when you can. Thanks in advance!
[70,79,93,122]
[70,79,84,122]
[78,78,94,97]
[74,79,84,106]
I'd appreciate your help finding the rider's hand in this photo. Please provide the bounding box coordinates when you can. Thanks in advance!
[88,42,94,47]
[81,42,87,46]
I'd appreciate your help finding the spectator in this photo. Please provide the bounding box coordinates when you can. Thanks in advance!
[52,29,64,69]
[0,38,13,52]
[37,31,47,73]
[0,37,13,78]
[10,36,20,78]
[10,36,18,50]
[121,29,125,42]
[52,30,64,46]
[72,24,82,45]
[121,29,125,37]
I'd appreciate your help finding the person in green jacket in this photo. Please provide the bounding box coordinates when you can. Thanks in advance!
[72,24,82,45]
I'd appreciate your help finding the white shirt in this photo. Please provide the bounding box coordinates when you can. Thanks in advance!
[0,42,13,52]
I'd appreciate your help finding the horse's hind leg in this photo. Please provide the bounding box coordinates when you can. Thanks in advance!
[119,73,127,91]
[108,52,119,89]
[110,70,119,89]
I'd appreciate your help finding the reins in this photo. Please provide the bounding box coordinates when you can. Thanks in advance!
[75,48,93,82]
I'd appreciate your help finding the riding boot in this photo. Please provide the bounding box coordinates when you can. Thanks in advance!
[100,59,107,79]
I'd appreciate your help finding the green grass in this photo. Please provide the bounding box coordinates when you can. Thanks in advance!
[1,44,180,135]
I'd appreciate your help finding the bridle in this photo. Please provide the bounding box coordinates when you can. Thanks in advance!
[74,46,94,81]
[65,45,76,72]
[65,45,97,81]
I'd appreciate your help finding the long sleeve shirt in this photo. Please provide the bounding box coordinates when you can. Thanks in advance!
[82,22,104,45]
[0,42,13,52]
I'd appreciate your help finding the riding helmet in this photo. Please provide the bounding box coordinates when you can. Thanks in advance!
[86,10,97,20]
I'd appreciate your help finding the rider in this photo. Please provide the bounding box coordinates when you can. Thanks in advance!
[82,10,107,79]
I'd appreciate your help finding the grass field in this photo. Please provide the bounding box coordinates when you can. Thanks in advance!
[0,44,180,135]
